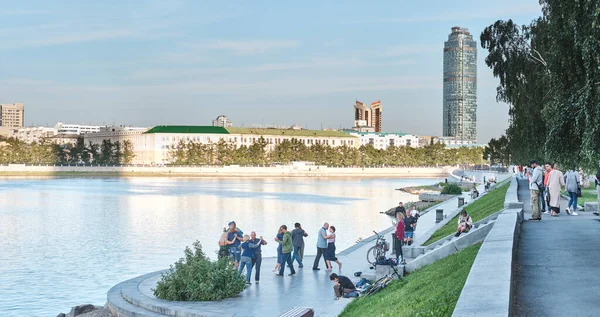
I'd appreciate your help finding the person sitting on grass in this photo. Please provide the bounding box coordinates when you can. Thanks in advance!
[329,273,356,300]
[455,210,473,237]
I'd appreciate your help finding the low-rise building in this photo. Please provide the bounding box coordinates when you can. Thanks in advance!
[55,122,104,135]
[212,115,233,127]
[345,131,419,149]
[83,126,359,164]
[9,127,56,143]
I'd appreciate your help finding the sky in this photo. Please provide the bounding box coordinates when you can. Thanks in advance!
[0,0,542,143]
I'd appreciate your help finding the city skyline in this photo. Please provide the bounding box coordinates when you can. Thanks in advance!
[0,0,541,143]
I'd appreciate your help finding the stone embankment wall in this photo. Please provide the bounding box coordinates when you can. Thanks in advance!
[0,164,456,177]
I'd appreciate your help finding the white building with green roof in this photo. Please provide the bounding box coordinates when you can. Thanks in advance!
[86,125,359,164]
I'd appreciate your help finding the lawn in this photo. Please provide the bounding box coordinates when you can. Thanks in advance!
[422,182,510,246]
[340,243,482,317]
[562,186,598,204]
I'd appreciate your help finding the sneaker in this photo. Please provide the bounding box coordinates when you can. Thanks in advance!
[544,211,551,215]
[572,211,579,216]
[401,259,407,265]
[288,272,296,276]
[594,212,600,216]
[312,268,320,271]
[255,280,259,284]
[455,232,461,237]
[298,265,304,268]
[276,274,284,277]
[566,208,571,215]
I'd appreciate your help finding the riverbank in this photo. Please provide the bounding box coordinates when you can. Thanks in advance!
[0,165,456,178]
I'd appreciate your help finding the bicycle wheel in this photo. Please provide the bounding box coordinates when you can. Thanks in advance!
[366,246,381,265]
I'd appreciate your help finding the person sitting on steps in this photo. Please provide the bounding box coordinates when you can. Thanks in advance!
[455,210,473,237]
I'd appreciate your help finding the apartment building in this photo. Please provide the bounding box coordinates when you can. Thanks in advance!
[0,103,25,128]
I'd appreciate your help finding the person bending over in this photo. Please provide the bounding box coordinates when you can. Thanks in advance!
[329,273,356,300]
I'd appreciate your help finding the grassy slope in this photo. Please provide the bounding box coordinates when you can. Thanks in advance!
[422,182,510,246]
[562,187,598,204]
[340,243,482,317]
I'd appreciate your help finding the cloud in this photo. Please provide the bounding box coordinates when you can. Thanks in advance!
[356,3,541,24]
[192,39,301,55]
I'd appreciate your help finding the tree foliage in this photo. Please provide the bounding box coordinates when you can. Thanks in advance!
[481,0,600,170]
[168,138,486,167]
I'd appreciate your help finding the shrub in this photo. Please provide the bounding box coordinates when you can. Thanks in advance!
[153,240,246,301]
[441,184,462,195]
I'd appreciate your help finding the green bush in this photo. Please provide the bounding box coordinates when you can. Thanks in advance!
[441,184,462,195]
[153,240,246,301]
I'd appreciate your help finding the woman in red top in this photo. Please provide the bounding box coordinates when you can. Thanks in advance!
[395,213,406,265]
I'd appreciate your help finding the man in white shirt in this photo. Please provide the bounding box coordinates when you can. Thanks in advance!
[528,160,544,221]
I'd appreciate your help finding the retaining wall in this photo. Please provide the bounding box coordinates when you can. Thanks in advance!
[452,176,524,317]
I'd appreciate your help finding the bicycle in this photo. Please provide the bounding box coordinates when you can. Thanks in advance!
[366,230,389,265]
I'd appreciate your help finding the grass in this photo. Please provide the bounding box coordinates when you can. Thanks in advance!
[561,186,598,204]
[422,182,510,246]
[340,243,482,317]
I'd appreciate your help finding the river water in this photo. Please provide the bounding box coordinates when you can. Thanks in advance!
[0,176,442,316]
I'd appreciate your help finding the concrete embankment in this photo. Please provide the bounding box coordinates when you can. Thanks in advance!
[0,165,456,178]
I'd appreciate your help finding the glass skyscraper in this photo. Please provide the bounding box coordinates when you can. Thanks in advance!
[443,27,477,141]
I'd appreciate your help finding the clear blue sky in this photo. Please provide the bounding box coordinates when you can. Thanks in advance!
[0,0,541,143]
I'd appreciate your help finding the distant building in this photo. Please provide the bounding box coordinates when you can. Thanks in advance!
[55,122,104,135]
[346,131,419,149]
[353,100,382,132]
[443,27,477,141]
[212,115,232,127]
[0,103,25,128]
[86,126,359,164]
[9,127,56,143]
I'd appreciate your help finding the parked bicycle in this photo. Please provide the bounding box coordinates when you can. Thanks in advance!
[366,230,389,265]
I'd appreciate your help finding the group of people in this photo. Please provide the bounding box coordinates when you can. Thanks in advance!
[527,160,587,220]
[217,221,343,284]
[393,202,420,265]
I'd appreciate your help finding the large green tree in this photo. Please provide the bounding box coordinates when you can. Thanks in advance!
[481,0,600,170]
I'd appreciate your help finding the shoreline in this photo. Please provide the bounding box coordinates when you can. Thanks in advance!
[0,165,456,178]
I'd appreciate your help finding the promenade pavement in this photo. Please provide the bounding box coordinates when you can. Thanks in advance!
[514,178,600,317]
[111,175,509,317]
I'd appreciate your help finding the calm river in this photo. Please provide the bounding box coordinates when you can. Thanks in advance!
[0,176,442,316]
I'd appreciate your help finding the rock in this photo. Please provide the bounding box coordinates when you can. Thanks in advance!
[70,304,96,316]
[57,314,66,317]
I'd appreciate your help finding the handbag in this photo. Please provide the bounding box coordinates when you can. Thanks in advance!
[576,187,582,198]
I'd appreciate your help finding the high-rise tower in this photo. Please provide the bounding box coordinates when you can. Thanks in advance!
[443,27,477,141]
[353,100,382,132]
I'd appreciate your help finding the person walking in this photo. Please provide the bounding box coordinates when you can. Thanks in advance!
[273,228,284,273]
[324,226,342,270]
[291,223,308,268]
[545,163,565,217]
[275,225,296,276]
[249,231,266,283]
[403,212,417,245]
[312,223,329,271]
[564,168,580,215]
[395,213,406,265]
[539,169,548,214]
[238,235,254,284]
[528,160,544,221]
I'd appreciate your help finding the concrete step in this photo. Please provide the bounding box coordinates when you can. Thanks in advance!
[107,285,166,317]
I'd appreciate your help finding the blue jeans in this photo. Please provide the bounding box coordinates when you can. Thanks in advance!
[292,246,303,266]
[238,257,253,282]
[568,191,578,210]
[279,252,295,275]
[539,189,547,211]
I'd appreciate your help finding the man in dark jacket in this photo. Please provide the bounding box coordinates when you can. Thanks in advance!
[291,223,308,268]
[330,273,356,300]
[394,202,406,218]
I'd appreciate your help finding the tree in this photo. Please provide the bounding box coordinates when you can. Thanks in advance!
[99,139,113,164]
[121,140,135,164]
[481,1,600,170]
[111,141,121,164]
[87,141,100,163]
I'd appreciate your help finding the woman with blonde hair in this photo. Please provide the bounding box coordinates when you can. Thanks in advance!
[238,234,254,284]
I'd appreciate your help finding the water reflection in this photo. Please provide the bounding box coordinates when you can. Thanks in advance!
[0,177,441,316]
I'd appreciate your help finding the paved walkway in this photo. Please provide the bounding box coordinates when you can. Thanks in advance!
[109,174,511,317]
[514,178,600,317]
